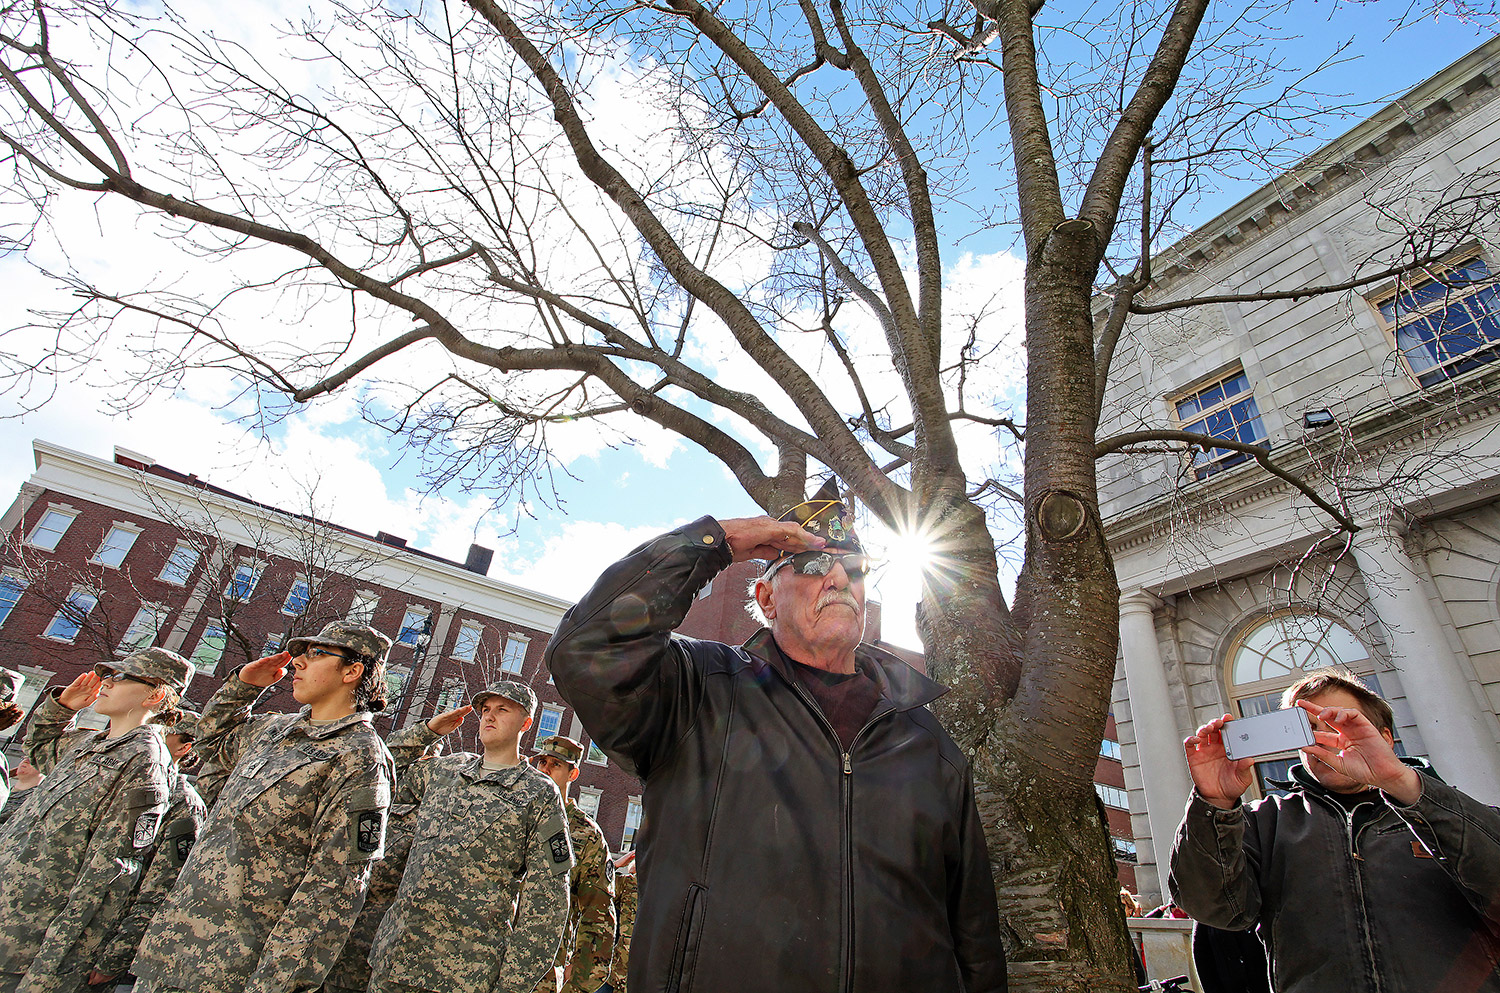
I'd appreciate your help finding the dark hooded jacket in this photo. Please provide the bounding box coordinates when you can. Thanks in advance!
[1169,759,1500,992]
[546,517,1007,993]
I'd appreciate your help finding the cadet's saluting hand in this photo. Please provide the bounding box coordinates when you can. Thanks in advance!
[427,705,472,735]
[240,651,293,688]
[57,671,102,711]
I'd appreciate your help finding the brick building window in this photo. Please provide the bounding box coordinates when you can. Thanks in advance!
[26,508,77,551]
[1171,367,1268,480]
[1111,837,1138,863]
[577,787,602,820]
[385,667,411,706]
[0,573,27,628]
[42,587,98,642]
[1377,253,1500,387]
[262,633,283,656]
[586,739,608,766]
[500,635,528,674]
[158,544,199,586]
[1099,738,1122,761]
[90,525,142,569]
[119,604,170,653]
[452,622,483,662]
[1095,783,1129,809]
[536,703,563,741]
[436,679,466,712]
[396,607,429,646]
[192,622,227,670]
[282,578,311,616]
[622,796,643,849]
[348,591,380,625]
[224,563,263,602]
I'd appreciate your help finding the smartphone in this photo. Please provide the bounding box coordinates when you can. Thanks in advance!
[1221,707,1315,761]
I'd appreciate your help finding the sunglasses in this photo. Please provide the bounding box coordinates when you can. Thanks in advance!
[96,669,160,688]
[765,551,875,581]
[299,646,354,664]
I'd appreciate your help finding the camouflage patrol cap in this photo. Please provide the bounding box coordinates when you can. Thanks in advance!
[98,647,195,694]
[471,679,538,716]
[156,707,201,738]
[0,666,22,702]
[285,620,392,664]
[533,734,584,766]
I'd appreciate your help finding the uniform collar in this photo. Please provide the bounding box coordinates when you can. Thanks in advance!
[92,722,165,753]
[289,706,375,739]
[458,752,528,785]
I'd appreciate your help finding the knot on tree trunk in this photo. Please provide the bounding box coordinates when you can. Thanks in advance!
[1033,489,1088,541]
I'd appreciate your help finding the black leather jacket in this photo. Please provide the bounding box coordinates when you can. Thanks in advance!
[546,517,1007,993]
[1169,760,1500,992]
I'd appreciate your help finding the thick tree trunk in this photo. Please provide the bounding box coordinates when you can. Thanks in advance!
[928,222,1135,992]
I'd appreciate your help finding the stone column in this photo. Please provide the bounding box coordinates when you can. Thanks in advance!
[1350,523,1500,803]
[1118,590,1195,878]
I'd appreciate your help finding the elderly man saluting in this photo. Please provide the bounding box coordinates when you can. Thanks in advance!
[547,481,1007,993]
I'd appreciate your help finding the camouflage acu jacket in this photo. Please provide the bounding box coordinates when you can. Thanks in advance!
[133,675,395,993]
[323,794,422,993]
[95,768,207,977]
[0,692,172,993]
[608,870,637,993]
[548,800,615,993]
[369,724,572,993]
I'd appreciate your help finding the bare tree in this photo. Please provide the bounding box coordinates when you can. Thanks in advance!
[2,0,1496,986]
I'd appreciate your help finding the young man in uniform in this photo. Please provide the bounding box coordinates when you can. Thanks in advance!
[529,736,616,993]
[368,680,572,993]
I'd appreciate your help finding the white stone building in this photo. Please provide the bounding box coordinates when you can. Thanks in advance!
[1099,36,1500,901]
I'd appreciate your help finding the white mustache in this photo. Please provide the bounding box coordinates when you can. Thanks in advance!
[817,589,859,611]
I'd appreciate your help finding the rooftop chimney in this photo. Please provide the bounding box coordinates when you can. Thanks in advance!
[375,531,408,548]
[464,544,494,576]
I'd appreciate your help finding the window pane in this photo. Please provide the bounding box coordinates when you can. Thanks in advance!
[385,668,411,705]
[397,609,429,646]
[159,545,199,585]
[44,591,98,641]
[0,575,27,627]
[120,606,168,652]
[453,623,482,662]
[28,510,75,551]
[537,705,563,740]
[191,624,227,669]
[587,741,608,765]
[262,634,283,656]
[282,579,311,616]
[225,565,262,601]
[348,592,380,625]
[623,797,643,848]
[93,527,139,568]
[578,789,602,820]
[501,638,527,674]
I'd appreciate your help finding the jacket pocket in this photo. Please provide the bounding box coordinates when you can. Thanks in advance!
[666,883,706,993]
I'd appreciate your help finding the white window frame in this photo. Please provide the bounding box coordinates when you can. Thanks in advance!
[698,578,714,599]
[42,587,99,643]
[158,543,200,586]
[585,738,608,767]
[261,633,284,657]
[452,621,484,662]
[1099,738,1122,762]
[1095,783,1129,809]
[191,621,228,672]
[26,507,77,552]
[89,523,143,569]
[535,703,564,741]
[348,590,381,625]
[622,795,643,850]
[118,603,170,654]
[281,577,312,616]
[1169,366,1269,480]
[436,678,467,713]
[396,606,430,647]
[223,562,265,602]
[0,570,28,629]
[385,666,412,705]
[500,635,529,674]
[1372,250,1500,387]
[577,786,603,820]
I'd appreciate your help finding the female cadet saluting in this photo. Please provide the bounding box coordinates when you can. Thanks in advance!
[133,621,397,993]
[0,647,192,993]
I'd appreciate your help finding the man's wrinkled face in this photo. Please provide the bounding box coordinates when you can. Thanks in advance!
[478,697,532,750]
[759,556,866,657]
[1297,687,1397,793]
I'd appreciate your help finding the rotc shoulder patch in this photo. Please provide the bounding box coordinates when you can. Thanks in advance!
[132,810,163,850]
[548,830,570,865]
[346,783,390,864]
[165,816,198,867]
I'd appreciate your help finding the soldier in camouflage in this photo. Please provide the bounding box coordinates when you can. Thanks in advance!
[606,850,637,993]
[0,647,192,993]
[134,621,397,993]
[89,710,209,986]
[528,736,616,993]
[321,740,443,993]
[368,680,572,993]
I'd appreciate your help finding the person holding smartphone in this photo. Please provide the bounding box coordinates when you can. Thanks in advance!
[1168,668,1500,992]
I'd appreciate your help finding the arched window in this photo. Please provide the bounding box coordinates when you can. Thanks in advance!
[1226,611,1385,793]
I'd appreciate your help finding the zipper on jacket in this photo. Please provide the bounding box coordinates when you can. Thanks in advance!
[1336,798,1384,992]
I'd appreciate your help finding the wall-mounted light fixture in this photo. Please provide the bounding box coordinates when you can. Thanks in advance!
[1302,409,1335,429]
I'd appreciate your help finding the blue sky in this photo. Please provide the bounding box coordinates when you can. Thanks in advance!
[1,1,1495,649]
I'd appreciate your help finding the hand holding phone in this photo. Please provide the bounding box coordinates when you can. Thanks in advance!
[1221,707,1315,761]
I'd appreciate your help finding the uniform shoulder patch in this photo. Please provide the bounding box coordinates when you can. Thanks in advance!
[548,830,571,866]
[132,810,164,850]
[346,780,390,864]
